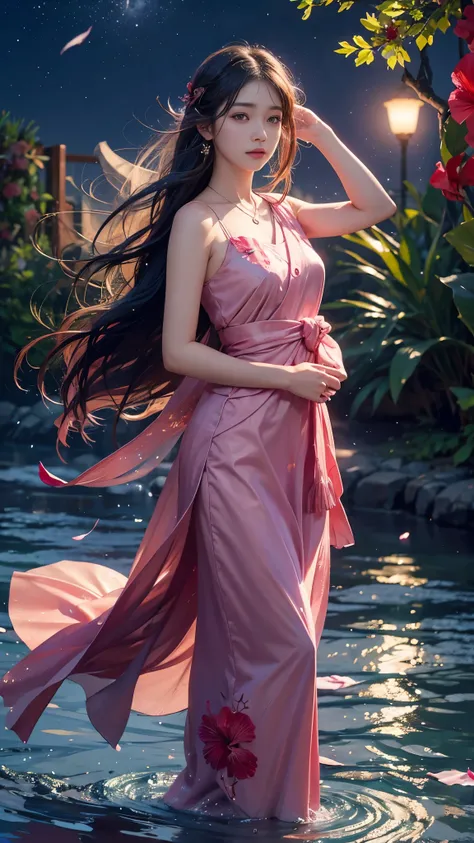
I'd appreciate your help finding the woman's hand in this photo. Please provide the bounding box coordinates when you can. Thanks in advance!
[293,104,332,144]
[286,362,346,403]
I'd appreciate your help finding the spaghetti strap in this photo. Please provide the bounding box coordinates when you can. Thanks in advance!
[190,199,233,240]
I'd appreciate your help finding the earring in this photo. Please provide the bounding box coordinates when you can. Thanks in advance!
[201,140,211,156]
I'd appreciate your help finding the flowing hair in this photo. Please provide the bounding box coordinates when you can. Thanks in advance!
[16,42,303,459]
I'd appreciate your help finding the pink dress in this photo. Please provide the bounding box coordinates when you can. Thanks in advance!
[0,193,354,824]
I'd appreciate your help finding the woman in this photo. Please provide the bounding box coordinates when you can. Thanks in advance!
[0,43,395,824]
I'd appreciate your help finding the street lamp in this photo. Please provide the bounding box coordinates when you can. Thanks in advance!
[384,96,423,211]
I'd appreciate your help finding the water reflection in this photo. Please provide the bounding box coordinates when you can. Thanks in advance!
[0,444,473,841]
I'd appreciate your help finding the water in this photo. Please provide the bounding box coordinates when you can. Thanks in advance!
[0,443,473,841]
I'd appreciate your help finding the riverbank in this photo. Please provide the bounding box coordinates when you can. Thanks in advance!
[1,398,473,532]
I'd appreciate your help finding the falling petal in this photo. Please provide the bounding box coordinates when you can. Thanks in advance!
[317,674,359,690]
[60,25,93,55]
[399,531,410,540]
[320,755,344,766]
[72,518,100,541]
[427,769,474,786]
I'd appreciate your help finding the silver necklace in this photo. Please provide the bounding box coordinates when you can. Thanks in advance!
[206,185,262,225]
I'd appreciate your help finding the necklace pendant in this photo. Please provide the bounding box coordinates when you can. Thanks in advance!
[252,218,259,224]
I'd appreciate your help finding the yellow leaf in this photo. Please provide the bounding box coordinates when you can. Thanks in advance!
[415,33,427,50]
[437,16,450,34]
[353,34,372,49]
[355,48,374,66]
[397,51,405,66]
[387,54,398,69]
[399,46,411,61]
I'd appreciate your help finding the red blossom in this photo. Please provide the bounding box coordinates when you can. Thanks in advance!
[9,140,30,156]
[3,182,22,199]
[30,189,39,201]
[454,5,474,51]
[198,699,258,780]
[449,52,474,147]
[385,25,398,41]
[0,229,12,240]
[12,156,29,171]
[429,153,474,201]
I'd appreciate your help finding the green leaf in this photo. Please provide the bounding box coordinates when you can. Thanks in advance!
[349,376,385,418]
[453,438,474,465]
[439,273,474,335]
[445,221,474,266]
[389,338,442,402]
[450,387,474,411]
[440,117,468,163]
[421,183,446,223]
[373,376,391,411]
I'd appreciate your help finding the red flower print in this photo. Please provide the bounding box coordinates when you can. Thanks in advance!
[429,153,474,201]
[230,236,272,270]
[198,693,257,800]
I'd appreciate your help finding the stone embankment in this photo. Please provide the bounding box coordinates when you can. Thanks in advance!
[2,399,473,531]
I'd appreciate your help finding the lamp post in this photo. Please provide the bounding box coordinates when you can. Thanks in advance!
[384,96,423,211]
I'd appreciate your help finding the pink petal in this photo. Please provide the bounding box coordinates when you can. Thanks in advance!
[317,674,359,690]
[399,531,410,540]
[320,755,345,766]
[72,518,100,541]
[427,769,474,786]
[60,25,93,55]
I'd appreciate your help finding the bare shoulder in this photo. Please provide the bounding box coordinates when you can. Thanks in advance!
[266,192,303,218]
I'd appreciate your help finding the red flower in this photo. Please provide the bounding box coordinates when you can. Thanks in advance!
[198,698,258,780]
[30,189,39,201]
[9,140,30,156]
[3,182,22,199]
[449,52,474,145]
[12,156,29,170]
[454,5,474,51]
[385,24,398,41]
[0,228,12,241]
[429,153,474,201]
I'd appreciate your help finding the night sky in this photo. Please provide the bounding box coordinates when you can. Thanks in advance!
[3,0,456,203]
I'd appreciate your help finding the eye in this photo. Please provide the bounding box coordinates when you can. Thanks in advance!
[232,113,281,124]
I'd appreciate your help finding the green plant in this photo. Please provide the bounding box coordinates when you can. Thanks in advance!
[323,182,474,462]
[0,110,61,375]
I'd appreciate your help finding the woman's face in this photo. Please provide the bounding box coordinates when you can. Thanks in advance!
[208,79,283,170]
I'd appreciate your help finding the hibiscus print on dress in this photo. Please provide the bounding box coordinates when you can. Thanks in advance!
[198,691,258,801]
[230,236,272,270]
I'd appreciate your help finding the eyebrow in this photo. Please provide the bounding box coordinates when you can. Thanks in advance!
[232,101,283,112]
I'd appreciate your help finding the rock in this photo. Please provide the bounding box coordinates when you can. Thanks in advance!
[404,471,437,508]
[432,479,474,527]
[415,482,446,517]
[149,475,169,497]
[0,401,16,426]
[10,412,43,440]
[380,457,403,471]
[431,467,472,484]
[30,400,60,421]
[404,460,432,477]
[353,471,410,510]
[72,453,98,470]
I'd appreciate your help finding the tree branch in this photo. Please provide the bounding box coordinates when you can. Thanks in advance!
[401,50,449,135]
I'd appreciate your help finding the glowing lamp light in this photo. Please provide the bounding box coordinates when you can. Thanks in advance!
[384,97,423,139]
[383,96,423,211]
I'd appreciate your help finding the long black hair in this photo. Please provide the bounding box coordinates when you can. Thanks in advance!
[16,42,303,456]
